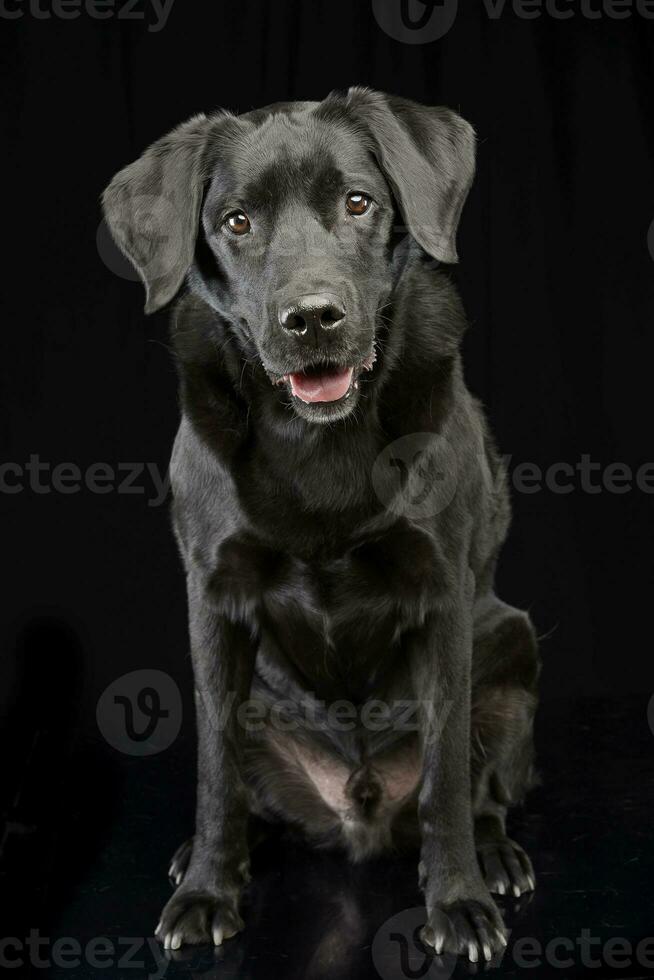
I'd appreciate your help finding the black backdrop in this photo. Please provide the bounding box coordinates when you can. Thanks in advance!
[2,1,654,821]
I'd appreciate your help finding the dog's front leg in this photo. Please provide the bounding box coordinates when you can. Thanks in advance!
[156,572,256,949]
[409,578,507,963]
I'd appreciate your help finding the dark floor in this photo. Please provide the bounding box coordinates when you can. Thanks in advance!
[2,695,653,979]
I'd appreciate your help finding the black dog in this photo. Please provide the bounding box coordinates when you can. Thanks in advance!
[103,87,540,962]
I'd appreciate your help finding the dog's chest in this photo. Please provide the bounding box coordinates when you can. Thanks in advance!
[217,520,445,698]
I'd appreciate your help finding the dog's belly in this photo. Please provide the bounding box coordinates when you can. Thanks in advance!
[245,717,422,860]
[286,734,421,813]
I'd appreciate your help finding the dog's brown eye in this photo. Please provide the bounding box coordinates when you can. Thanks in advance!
[346,192,372,216]
[224,211,251,235]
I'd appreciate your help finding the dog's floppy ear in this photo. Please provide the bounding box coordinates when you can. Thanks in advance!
[102,114,217,314]
[342,88,476,264]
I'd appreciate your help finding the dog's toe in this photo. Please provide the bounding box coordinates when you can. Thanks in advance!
[167,837,193,886]
[421,898,507,962]
[155,888,244,948]
[478,837,535,898]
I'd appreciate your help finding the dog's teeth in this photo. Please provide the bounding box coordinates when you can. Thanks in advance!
[354,381,358,389]
[212,927,224,946]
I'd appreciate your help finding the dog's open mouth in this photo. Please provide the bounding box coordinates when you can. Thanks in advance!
[274,351,376,406]
[287,364,354,404]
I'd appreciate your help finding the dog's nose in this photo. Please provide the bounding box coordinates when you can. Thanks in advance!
[278,294,346,339]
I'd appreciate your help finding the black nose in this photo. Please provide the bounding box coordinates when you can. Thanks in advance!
[278,294,346,339]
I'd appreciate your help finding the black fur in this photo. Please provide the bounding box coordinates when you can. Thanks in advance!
[103,87,540,961]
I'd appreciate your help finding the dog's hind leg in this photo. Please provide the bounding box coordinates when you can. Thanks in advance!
[470,597,540,898]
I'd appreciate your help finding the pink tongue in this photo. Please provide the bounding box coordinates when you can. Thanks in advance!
[289,366,354,404]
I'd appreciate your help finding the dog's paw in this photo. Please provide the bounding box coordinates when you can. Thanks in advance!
[155,888,244,949]
[477,837,535,898]
[168,838,193,886]
[421,897,507,963]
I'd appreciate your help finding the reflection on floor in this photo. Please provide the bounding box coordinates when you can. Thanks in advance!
[2,695,652,979]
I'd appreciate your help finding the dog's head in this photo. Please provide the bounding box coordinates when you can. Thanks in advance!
[103,88,475,424]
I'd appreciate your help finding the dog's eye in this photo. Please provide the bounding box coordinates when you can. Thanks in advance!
[224,211,251,235]
[346,192,372,216]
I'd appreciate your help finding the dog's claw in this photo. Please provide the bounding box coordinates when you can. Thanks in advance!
[422,897,506,961]
[478,837,535,899]
[156,888,244,949]
[167,838,193,887]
